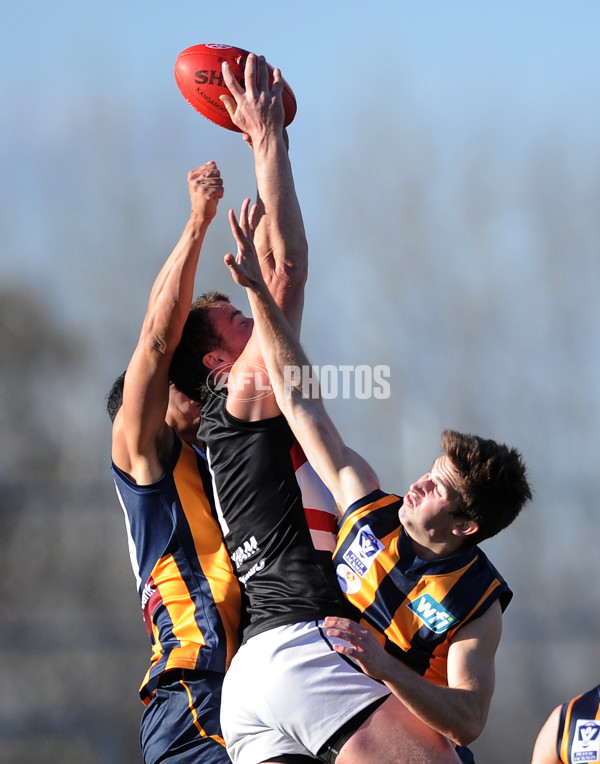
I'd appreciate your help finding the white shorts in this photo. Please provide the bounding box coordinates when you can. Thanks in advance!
[220,620,390,764]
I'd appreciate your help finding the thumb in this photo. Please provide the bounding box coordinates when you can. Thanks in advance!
[224,253,243,285]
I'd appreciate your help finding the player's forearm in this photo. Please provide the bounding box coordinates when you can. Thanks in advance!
[143,213,210,353]
[246,281,354,505]
[254,141,307,256]
[381,661,488,746]
[252,133,308,322]
[246,278,309,406]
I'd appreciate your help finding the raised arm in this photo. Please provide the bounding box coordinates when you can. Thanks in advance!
[218,54,308,422]
[111,162,223,483]
[224,201,379,511]
[221,53,307,330]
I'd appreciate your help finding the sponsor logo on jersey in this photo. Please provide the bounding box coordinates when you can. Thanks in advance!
[141,582,156,610]
[231,536,259,569]
[336,563,362,594]
[342,524,385,577]
[140,579,161,638]
[572,720,600,762]
[239,559,265,586]
[408,593,457,634]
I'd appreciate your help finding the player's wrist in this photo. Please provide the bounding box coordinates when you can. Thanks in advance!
[188,210,213,232]
[251,128,287,158]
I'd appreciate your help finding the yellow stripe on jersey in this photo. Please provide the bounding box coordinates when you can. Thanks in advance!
[144,553,205,674]
[157,553,206,666]
[174,446,241,669]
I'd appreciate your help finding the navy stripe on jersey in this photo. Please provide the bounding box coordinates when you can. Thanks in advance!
[112,435,241,699]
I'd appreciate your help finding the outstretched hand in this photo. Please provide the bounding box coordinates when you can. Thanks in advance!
[220,52,285,141]
[188,161,224,223]
[224,198,265,291]
[324,617,396,682]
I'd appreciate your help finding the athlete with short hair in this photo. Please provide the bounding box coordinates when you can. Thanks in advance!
[214,200,532,764]
[109,160,240,764]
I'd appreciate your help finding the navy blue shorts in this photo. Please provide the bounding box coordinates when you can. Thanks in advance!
[140,669,231,764]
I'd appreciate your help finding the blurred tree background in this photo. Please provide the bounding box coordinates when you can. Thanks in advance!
[1,81,599,762]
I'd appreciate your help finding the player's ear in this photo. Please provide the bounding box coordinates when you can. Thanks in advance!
[452,519,478,538]
[202,351,224,370]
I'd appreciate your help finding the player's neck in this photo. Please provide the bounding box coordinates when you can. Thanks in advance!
[407,532,467,561]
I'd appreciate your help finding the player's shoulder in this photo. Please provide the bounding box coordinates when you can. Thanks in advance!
[112,416,176,485]
[339,489,400,527]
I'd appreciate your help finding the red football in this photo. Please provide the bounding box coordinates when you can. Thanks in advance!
[174,43,297,132]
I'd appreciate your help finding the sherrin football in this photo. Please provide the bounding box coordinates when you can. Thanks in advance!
[174,43,297,132]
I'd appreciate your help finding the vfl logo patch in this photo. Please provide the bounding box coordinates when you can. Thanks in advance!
[572,720,600,763]
[342,524,385,577]
[408,594,457,635]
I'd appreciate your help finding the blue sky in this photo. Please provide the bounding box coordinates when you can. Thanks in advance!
[3,1,599,138]
[3,1,599,405]
[2,0,599,393]
[3,0,599,334]
[3,2,599,273]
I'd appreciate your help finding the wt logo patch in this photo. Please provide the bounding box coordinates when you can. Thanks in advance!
[572,720,600,763]
[342,525,385,577]
[408,594,457,635]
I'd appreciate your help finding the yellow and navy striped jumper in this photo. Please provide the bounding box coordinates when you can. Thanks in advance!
[112,435,241,704]
[556,685,600,763]
[333,490,512,687]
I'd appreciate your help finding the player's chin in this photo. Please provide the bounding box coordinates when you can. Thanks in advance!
[187,410,202,430]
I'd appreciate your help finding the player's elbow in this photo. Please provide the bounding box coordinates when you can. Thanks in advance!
[452,712,487,747]
[273,232,308,284]
[138,320,186,367]
[140,305,188,358]
[279,249,308,288]
[269,262,308,317]
[146,327,179,358]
